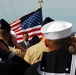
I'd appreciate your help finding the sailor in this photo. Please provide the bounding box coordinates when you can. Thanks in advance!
[24,20,76,75]
[0,19,30,75]
[0,19,26,58]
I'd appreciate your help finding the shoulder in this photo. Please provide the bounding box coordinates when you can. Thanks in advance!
[27,40,46,52]
[0,59,26,75]
[24,61,40,75]
[27,43,39,51]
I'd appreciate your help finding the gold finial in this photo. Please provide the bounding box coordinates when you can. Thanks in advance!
[38,0,43,8]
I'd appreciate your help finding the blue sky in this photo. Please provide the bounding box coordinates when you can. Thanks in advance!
[0,0,76,31]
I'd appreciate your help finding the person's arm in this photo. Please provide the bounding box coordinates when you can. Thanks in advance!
[11,35,27,52]
[8,52,31,67]
[0,42,31,68]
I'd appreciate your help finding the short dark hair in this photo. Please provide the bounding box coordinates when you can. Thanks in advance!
[23,32,28,36]
[54,37,70,47]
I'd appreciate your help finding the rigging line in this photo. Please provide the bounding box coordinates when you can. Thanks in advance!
[9,0,17,19]
[0,1,10,22]
[8,0,16,20]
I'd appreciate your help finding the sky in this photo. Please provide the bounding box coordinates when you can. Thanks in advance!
[0,0,76,31]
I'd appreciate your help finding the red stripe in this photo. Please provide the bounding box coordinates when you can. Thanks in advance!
[14,26,21,31]
[10,21,21,27]
[16,31,25,35]
[29,33,42,37]
[15,29,22,33]
[15,27,41,35]
[11,26,42,42]
[26,28,41,33]
[16,37,23,41]
[10,20,21,31]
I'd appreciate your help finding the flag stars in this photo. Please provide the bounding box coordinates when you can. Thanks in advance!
[21,8,42,29]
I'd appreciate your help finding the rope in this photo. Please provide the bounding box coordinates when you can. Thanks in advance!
[0,1,10,22]
[9,0,17,19]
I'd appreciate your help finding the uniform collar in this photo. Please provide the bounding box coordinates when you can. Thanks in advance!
[39,49,72,73]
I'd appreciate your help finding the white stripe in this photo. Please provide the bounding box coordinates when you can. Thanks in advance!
[11,24,21,30]
[17,39,23,43]
[24,25,41,31]
[37,55,76,75]
[15,30,24,34]
[15,29,41,36]
[20,26,41,34]
[15,27,22,32]
[28,30,41,36]
[10,20,21,26]
[12,24,42,42]
[16,35,23,38]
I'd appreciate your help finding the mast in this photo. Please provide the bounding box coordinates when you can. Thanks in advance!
[38,0,43,8]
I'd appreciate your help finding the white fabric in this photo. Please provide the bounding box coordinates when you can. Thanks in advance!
[24,41,29,46]
[24,41,28,46]
[10,30,15,35]
[41,21,72,40]
[0,58,2,61]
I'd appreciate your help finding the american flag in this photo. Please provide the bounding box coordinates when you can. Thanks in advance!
[10,8,43,43]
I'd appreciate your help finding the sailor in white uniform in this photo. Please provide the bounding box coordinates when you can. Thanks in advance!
[24,20,76,75]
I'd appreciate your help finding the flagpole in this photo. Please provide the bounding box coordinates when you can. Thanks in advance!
[38,0,43,8]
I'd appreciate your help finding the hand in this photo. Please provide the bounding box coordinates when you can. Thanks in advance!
[11,35,26,52]
[11,35,18,45]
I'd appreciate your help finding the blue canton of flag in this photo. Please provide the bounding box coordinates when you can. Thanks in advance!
[21,8,42,29]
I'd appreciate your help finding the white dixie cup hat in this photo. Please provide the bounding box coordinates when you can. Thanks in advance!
[41,21,73,40]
